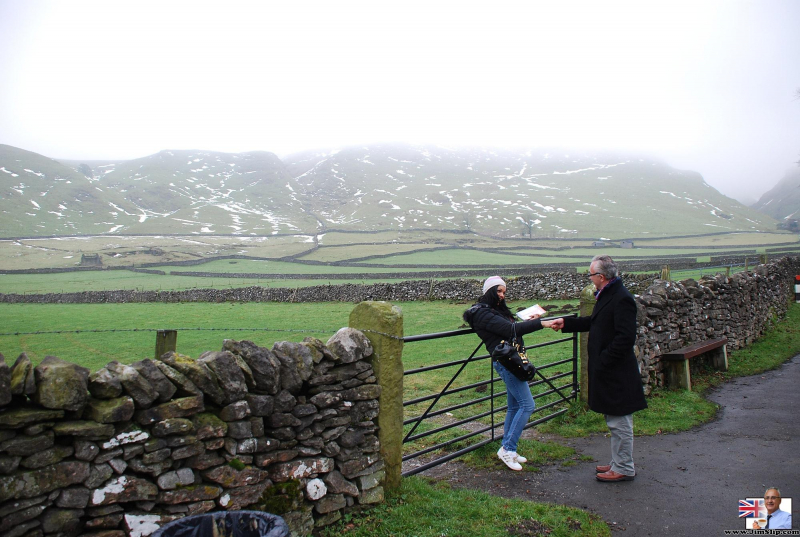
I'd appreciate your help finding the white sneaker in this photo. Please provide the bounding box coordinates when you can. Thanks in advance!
[511,452,527,464]
[497,447,522,471]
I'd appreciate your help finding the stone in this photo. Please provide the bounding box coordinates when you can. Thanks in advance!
[142,447,171,464]
[165,434,197,447]
[222,340,281,395]
[0,455,21,474]
[358,485,384,504]
[90,475,158,506]
[273,390,297,412]
[52,421,115,440]
[338,453,383,479]
[100,425,149,449]
[0,430,54,456]
[134,395,204,425]
[184,451,226,471]
[305,478,327,500]
[1,504,47,527]
[88,368,123,399]
[292,403,318,417]
[40,507,84,534]
[3,520,40,537]
[309,391,343,408]
[86,396,136,424]
[272,342,315,393]
[254,449,298,468]
[144,438,167,452]
[171,442,205,460]
[56,486,91,508]
[326,327,373,363]
[198,351,248,404]
[186,501,215,515]
[9,353,36,396]
[106,361,159,408]
[130,359,177,402]
[0,494,48,518]
[191,412,228,440]
[124,513,182,537]
[157,468,195,490]
[313,493,346,514]
[85,464,114,489]
[108,458,128,474]
[31,356,90,412]
[158,484,222,505]
[323,470,359,497]
[0,353,10,406]
[338,429,365,448]
[245,394,274,416]
[268,457,334,483]
[201,465,269,488]
[73,440,99,461]
[226,420,253,439]
[341,384,381,401]
[152,418,194,437]
[124,443,145,460]
[0,461,90,502]
[161,352,226,406]
[95,448,124,465]
[126,458,173,477]
[216,481,271,511]
[84,512,124,530]
[153,360,202,396]
[218,400,250,422]
[0,407,64,428]
[20,445,73,469]
[234,437,279,455]
[357,469,385,491]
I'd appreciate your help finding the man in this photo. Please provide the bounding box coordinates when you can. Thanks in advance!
[550,255,647,482]
[753,488,792,529]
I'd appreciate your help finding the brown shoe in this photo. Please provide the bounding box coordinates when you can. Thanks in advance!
[596,470,635,482]
[595,465,611,473]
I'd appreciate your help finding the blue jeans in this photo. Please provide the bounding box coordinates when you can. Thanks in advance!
[493,360,536,452]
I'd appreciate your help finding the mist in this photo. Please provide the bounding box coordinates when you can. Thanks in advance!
[1,0,798,205]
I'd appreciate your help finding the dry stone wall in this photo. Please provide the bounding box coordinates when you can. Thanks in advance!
[0,328,383,537]
[633,256,800,391]
[0,272,657,305]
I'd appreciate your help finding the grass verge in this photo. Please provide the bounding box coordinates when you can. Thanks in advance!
[317,476,610,537]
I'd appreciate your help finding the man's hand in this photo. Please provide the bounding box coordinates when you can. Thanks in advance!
[542,318,564,331]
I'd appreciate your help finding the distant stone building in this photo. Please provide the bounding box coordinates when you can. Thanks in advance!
[592,241,606,247]
[621,240,634,249]
[79,253,102,266]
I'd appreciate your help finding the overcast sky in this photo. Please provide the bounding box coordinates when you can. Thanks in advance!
[1,0,798,204]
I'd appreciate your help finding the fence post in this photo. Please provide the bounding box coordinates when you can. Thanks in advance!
[349,301,404,491]
[578,284,595,403]
[155,330,177,359]
[759,253,768,265]
[660,265,670,281]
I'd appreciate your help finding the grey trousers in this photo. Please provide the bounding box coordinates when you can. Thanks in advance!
[605,414,635,476]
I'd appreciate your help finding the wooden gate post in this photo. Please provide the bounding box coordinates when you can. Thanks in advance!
[155,330,177,360]
[349,301,404,491]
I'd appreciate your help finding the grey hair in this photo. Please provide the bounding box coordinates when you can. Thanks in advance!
[591,255,619,279]
[765,487,781,497]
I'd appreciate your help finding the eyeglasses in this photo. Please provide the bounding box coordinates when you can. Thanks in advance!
[765,496,780,500]
[588,272,602,277]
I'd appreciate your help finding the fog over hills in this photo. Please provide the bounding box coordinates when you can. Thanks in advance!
[0,143,778,239]
[752,167,800,223]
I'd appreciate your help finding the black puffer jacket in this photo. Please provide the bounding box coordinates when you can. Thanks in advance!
[463,303,543,356]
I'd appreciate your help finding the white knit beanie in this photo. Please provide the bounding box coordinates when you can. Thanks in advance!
[482,276,506,295]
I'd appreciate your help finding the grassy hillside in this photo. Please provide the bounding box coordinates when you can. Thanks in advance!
[752,167,800,222]
[1,143,779,238]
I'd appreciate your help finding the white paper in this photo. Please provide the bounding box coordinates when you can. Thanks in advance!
[516,304,546,320]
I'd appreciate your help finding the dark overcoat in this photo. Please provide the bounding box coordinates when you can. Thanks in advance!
[561,279,647,416]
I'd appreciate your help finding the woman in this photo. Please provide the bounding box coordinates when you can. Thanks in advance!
[463,276,555,471]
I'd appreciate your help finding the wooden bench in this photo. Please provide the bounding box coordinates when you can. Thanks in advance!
[661,337,728,390]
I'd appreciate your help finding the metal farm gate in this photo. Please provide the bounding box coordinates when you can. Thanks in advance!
[401,315,579,476]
